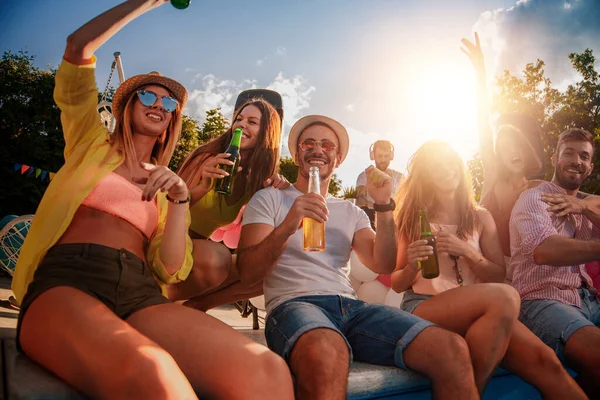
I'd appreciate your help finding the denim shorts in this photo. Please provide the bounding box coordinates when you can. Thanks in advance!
[265,294,434,370]
[519,286,600,361]
[399,288,433,314]
[17,243,170,351]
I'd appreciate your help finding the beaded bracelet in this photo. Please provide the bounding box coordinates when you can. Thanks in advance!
[166,193,190,204]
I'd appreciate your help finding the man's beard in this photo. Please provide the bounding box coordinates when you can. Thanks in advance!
[555,167,585,191]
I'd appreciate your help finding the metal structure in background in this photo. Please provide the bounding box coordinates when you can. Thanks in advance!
[97,52,125,133]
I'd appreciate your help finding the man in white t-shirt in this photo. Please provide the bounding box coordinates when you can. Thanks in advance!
[237,115,478,399]
[356,140,404,229]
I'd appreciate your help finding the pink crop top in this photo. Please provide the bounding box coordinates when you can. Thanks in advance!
[81,172,159,238]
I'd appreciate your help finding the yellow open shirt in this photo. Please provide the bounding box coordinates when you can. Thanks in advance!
[11,57,194,303]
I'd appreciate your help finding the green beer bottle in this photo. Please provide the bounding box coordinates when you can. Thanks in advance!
[215,128,243,196]
[171,0,190,10]
[418,209,440,279]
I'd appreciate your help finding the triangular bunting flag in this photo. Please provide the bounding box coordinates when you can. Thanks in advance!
[35,168,42,178]
[14,163,21,172]
[49,172,56,181]
[26,167,34,176]
[40,170,48,181]
[21,165,29,174]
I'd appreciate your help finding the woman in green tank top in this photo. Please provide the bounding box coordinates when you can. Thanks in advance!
[167,91,287,310]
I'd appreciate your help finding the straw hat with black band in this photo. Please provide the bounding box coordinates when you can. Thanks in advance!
[288,115,349,164]
[112,71,188,119]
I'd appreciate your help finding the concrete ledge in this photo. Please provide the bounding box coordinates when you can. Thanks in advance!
[3,333,546,400]
[3,340,86,400]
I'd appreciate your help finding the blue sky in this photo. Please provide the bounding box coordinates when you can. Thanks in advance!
[1,0,599,186]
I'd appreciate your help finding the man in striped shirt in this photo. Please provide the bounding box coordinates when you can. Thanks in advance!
[510,128,600,396]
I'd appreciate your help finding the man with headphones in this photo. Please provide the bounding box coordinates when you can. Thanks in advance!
[356,140,404,229]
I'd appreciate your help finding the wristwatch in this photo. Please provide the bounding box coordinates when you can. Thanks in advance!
[373,198,396,212]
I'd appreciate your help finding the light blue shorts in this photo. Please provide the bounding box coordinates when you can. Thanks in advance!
[265,294,434,370]
[519,286,600,361]
[399,288,433,314]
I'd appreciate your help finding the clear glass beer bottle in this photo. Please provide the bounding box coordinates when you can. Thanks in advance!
[303,166,326,251]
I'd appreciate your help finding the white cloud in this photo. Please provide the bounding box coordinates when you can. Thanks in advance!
[474,0,600,82]
[256,59,265,66]
[276,46,287,56]
[186,74,246,122]
[185,72,314,143]
[267,72,315,150]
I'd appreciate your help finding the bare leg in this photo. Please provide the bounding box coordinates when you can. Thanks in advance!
[19,287,196,400]
[181,254,264,311]
[184,280,263,311]
[288,328,350,400]
[127,303,294,400]
[166,239,232,301]
[403,326,479,400]
[564,326,600,397]
[413,283,519,394]
[501,321,587,399]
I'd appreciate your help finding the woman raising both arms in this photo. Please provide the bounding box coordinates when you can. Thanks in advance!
[392,140,585,399]
[12,1,293,399]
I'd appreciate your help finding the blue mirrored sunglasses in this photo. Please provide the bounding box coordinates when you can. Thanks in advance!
[136,89,179,113]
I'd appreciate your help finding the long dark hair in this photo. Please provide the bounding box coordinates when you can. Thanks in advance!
[178,98,281,197]
[494,114,544,180]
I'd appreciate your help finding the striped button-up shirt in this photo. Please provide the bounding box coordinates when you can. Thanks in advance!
[510,181,600,307]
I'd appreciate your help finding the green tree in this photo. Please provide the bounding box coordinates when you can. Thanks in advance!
[199,107,229,143]
[328,174,343,197]
[467,152,484,202]
[169,114,201,171]
[278,156,343,197]
[468,49,600,197]
[278,156,299,184]
[169,108,230,171]
[0,51,63,215]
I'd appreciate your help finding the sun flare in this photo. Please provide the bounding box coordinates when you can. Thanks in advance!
[389,59,480,164]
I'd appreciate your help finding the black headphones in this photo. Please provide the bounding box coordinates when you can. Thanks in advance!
[369,140,394,161]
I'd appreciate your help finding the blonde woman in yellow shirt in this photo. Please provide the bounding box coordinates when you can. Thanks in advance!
[12,1,293,399]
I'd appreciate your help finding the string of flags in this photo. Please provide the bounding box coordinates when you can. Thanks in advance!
[13,163,56,182]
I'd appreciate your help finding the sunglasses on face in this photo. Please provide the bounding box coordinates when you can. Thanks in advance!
[136,89,179,113]
[299,139,337,153]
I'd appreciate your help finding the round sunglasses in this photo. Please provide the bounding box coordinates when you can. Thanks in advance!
[299,139,338,153]
[136,89,179,113]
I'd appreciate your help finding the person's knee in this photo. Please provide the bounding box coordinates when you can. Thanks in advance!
[196,245,232,288]
[433,330,471,365]
[485,284,521,321]
[111,345,183,397]
[291,329,349,373]
[407,327,472,379]
[247,351,292,391]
